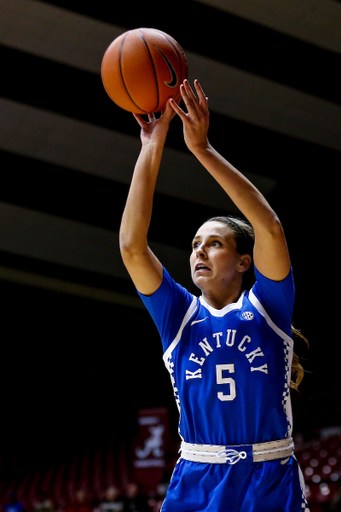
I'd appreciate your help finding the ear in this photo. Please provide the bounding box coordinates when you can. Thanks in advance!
[237,254,252,273]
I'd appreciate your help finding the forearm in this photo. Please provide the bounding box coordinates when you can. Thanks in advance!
[119,142,163,255]
[172,80,290,280]
[192,143,279,231]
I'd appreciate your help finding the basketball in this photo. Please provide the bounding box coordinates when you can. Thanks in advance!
[101,28,188,114]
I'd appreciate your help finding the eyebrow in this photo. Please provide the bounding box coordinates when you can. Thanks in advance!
[192,233,226,242]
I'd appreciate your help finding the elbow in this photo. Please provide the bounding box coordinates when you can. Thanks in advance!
[254,210,284,238]
[119,239,137,269]
[264,212,284,238]
[119,231,147,262]
[119,232,135,259]
[270,213,283,233]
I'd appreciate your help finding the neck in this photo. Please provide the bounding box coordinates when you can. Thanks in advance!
[202,287,243,310]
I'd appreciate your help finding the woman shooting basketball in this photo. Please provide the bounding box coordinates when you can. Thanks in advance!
[119,80,309,511]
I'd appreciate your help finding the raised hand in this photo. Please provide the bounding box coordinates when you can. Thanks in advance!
[133,100,176,147]
[170,79,210,153]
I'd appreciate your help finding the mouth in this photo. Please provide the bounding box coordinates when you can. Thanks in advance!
[195,263,211,272]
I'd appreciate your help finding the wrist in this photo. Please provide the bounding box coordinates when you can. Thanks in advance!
[141,130,168,148]
[189,140,212,156]
[141,139,166,156]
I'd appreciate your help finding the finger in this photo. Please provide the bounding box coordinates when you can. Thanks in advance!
[182,80,203,114]
[179,83,198,115]
[169,97,187,121]
[194,79,208,105]
[183,80,199,103]
[163,98,177,120]
[133,113,147,128]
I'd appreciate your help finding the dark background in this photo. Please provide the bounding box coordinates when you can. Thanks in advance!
[0,0,340,477]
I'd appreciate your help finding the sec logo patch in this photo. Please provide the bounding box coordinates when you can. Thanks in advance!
[242,311,254,321]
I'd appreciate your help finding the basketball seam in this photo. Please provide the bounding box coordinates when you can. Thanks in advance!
[139,29,160,112]
[119,32,149,114]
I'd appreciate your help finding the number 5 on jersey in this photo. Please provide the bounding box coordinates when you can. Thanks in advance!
[216,364,236,401]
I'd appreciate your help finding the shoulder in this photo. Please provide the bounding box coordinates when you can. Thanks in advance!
[249,266,295,334]
[138,267,198,348]
[138,267,194,311]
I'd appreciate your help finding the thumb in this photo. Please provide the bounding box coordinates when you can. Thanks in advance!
[162,98,177,121]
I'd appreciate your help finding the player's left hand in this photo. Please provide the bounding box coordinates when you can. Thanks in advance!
[170,79,210,153]
[133,99,175,148]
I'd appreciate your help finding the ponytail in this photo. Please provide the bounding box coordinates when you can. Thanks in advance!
[290,326,309,391]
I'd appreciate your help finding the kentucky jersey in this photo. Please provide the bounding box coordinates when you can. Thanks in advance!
[139,265,295,446]
[138,266,309,511]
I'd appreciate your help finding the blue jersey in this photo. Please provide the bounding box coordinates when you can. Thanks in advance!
[138,267,309,511]
[138,266,295,446]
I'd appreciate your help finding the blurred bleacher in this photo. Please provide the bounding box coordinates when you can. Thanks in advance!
[0,445,131,511]
[295,428,341,511]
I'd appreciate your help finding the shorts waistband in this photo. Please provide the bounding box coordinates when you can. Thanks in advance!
[180,437,294,465]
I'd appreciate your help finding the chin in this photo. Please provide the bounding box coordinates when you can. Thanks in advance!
[191,276,201,291]
[192,276,210,293]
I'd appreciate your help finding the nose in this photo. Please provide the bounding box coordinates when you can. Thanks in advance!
[195,243,207,257]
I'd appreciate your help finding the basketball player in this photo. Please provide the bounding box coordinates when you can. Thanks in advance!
[119,80,309,511]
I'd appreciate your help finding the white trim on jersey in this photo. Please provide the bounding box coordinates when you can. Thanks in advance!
[248,289,293,348]
[248,288,294,437]
[199,291,245,317]
[163,295,198,371]
[162,295,198,414]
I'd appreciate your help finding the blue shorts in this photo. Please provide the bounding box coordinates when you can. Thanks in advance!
[162,457,309,512]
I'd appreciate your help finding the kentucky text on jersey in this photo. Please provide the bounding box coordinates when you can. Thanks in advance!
[185,327,269,381]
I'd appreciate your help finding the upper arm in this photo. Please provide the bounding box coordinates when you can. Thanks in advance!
[253,266,295,333]
[137,266,196,351]
[253,216,291,282]
[120,244,164,295]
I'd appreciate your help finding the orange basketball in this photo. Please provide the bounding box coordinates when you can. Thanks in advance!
[101,28,188,114]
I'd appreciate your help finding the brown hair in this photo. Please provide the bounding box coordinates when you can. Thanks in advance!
[206,215,308,390]
[290,327,308,391]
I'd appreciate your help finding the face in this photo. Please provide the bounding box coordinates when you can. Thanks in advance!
[190,221,250,298]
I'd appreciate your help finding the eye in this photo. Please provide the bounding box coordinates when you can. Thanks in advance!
[192,241,200,250]
[212,240,223,247]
